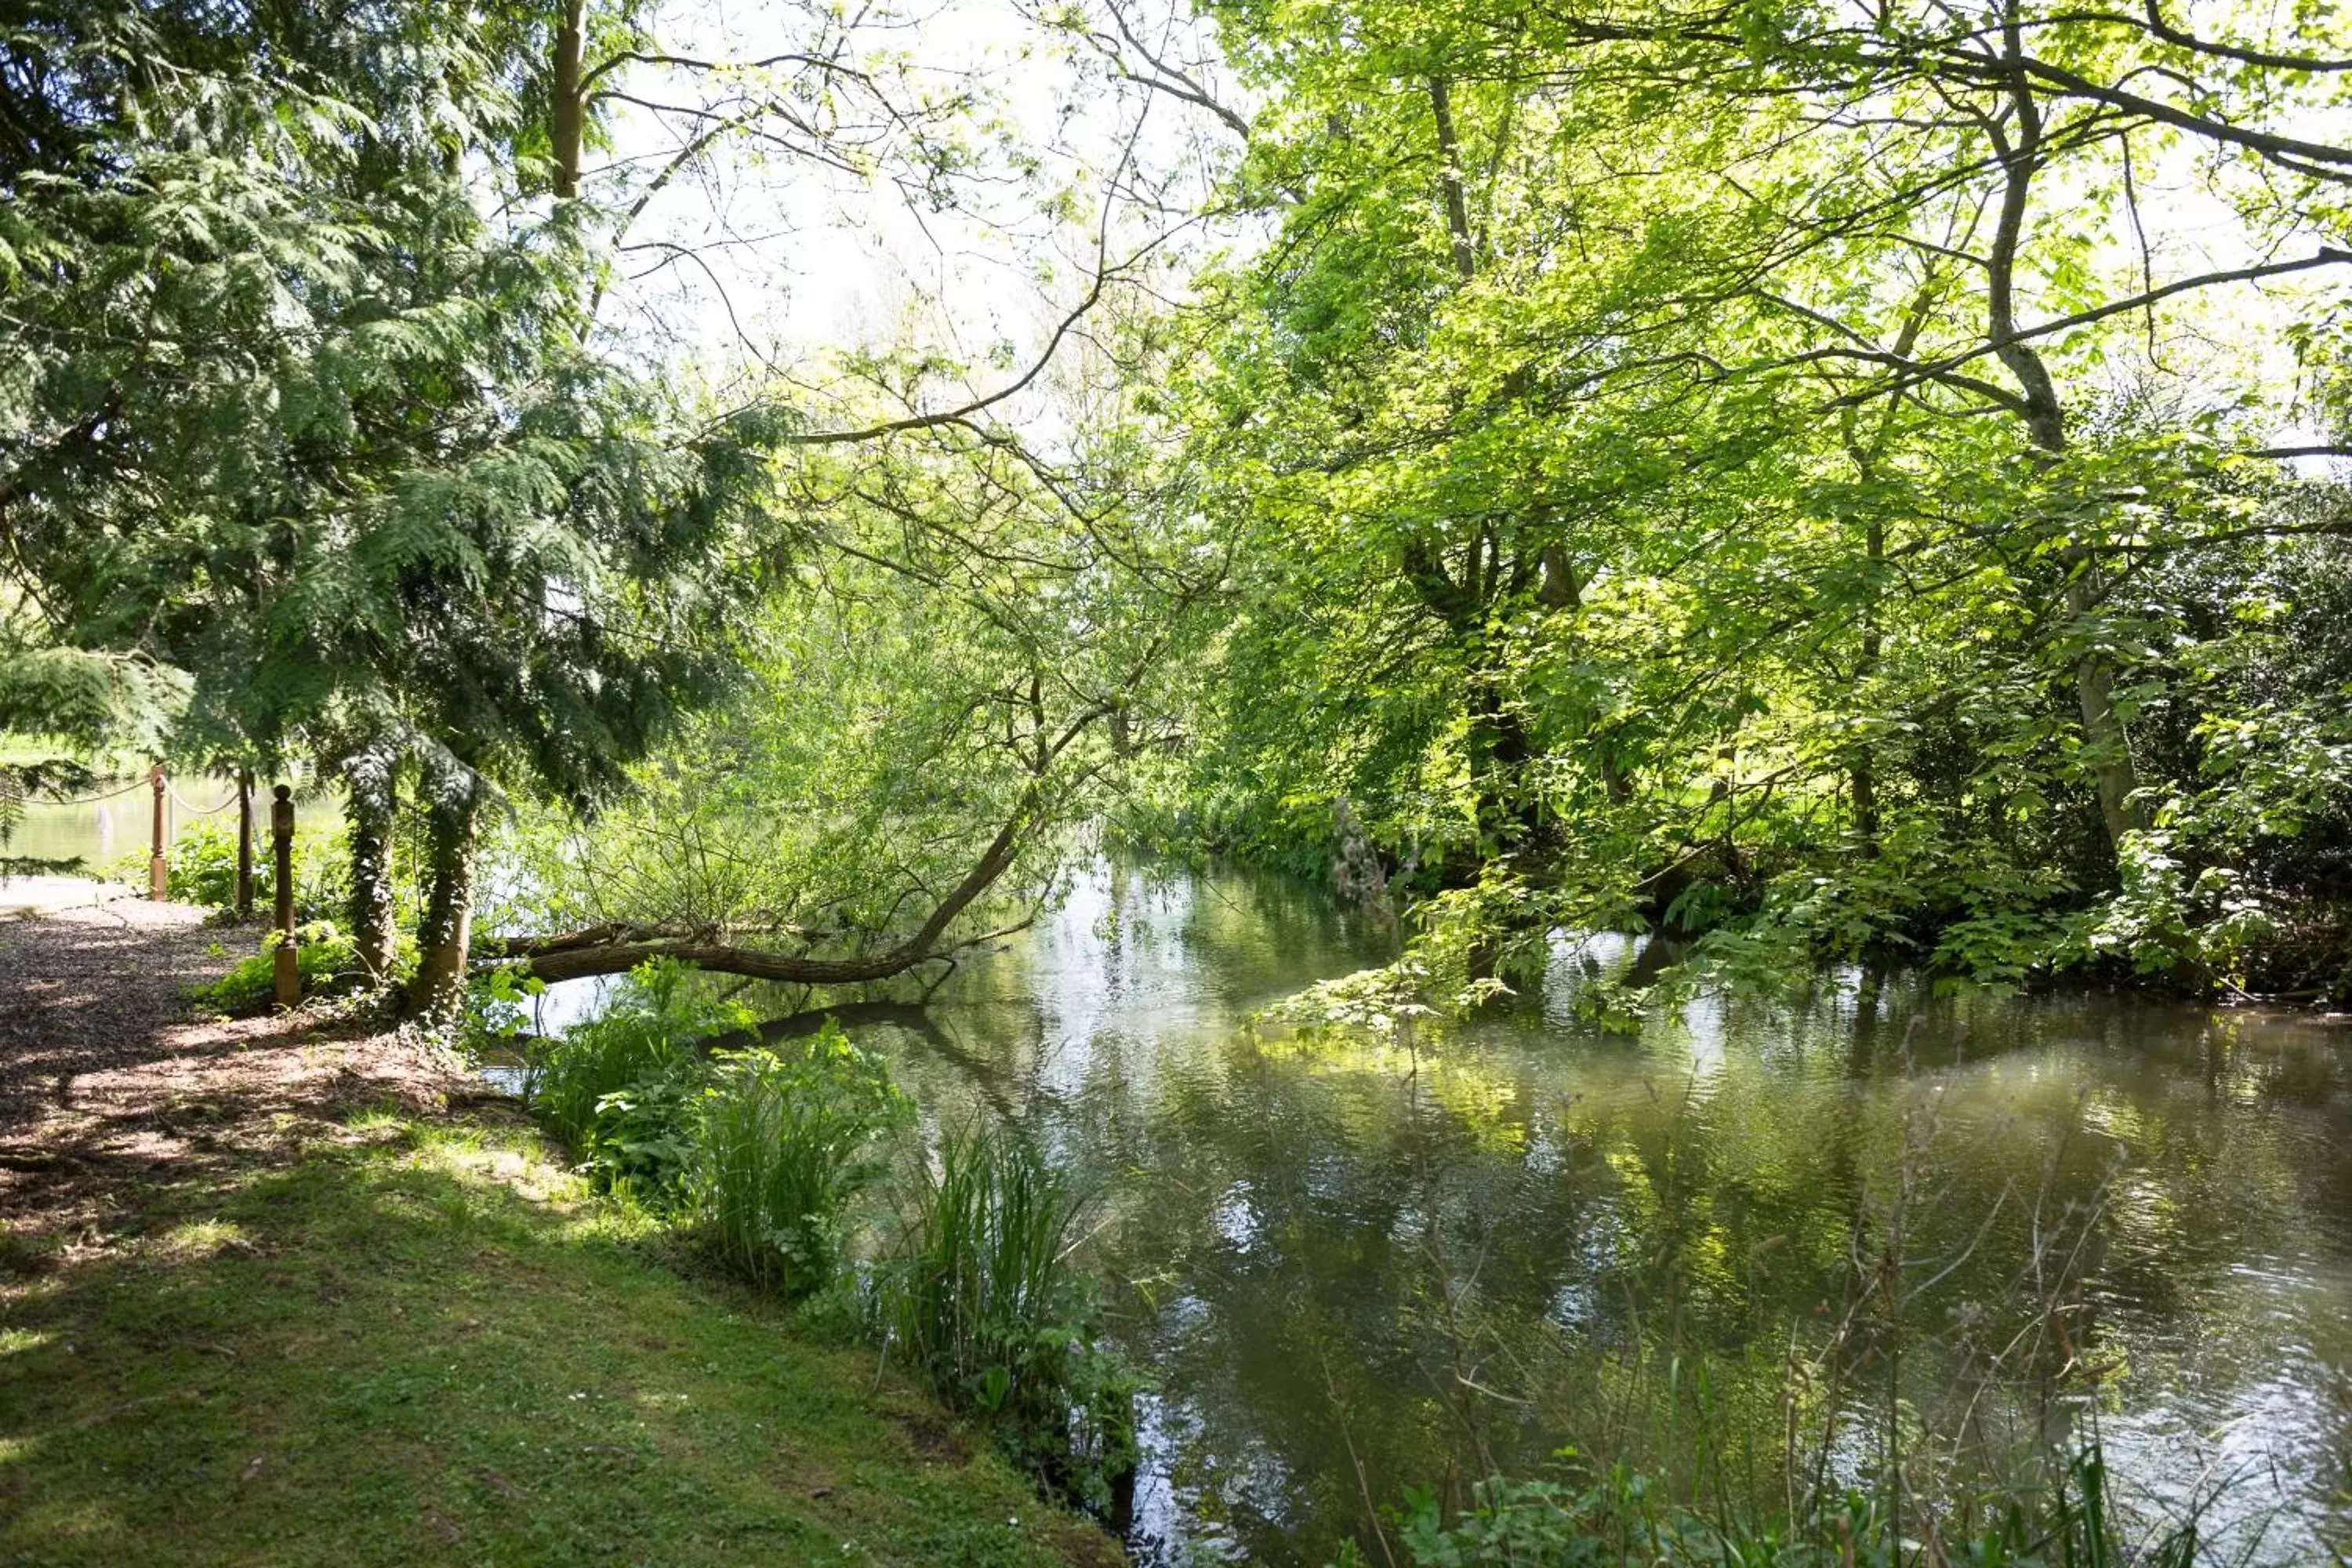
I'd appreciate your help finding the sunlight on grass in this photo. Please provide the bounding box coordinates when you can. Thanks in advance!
[0,967,1113,1555]
[0,1109,1110,1565]
[400,1123,638,1220]
[151,1220,249,1260]
[340,1102,408,1134]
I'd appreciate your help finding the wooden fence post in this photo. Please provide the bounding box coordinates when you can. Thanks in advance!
[272,785,299,1007]
[235,769,256,920]
[148,764,167,902]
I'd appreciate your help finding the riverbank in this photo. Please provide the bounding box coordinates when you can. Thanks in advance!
[0,906,1117,1566]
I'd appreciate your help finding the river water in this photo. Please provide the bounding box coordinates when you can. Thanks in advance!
[833,858,2352,1565]
[0,774,242,875]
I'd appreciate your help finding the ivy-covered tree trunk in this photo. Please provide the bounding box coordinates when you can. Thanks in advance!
[344,745,400,985]
[409,771,484,1019]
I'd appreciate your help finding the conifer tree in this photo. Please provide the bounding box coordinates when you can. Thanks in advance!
[1,0,768,1011]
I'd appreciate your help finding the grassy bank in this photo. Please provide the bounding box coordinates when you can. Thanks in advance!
[0,1104,1118,1566]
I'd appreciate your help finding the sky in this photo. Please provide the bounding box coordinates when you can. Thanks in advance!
[581,0,1249,441]
[569,0,2347,466]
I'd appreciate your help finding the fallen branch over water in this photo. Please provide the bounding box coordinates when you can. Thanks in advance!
[484,787,1042,984]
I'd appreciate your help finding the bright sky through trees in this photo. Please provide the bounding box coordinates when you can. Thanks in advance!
[583,0,1247,454]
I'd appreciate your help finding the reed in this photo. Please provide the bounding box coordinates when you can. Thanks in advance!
[684,1026,909,1297]
[873,1124,1138,1515]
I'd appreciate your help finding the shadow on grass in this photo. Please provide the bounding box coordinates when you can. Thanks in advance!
[0,1112,1118,1568]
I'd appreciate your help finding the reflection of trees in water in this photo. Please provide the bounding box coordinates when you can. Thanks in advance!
[836,866,2352,1563]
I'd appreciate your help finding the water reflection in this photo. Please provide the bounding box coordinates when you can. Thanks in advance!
[2,774,241,873]
[512,860,2350,1560]
[827,860,2352,1565]
[2,775,347,877]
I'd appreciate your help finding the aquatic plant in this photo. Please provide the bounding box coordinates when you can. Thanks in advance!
[1356,1443,2208,1568]
[684,1025,912,1298]
[873,1124,1138,1516]
[526,959,750,1200]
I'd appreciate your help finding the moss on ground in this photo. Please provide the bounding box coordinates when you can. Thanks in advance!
[0,1107,1118,1567]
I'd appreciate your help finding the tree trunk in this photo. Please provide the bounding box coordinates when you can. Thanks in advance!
[1466,670,1538,856]
[551,0,586,199]
[1988,38,2143,853]
[2063,562,2143,847]
[409,773,483,1019]
[234,768,255,920]
[345,746,400,985]
[1852,513,1883,846]
[1428,77,1477,281]
[1850,753,1879,844]
[486,782,1050,986]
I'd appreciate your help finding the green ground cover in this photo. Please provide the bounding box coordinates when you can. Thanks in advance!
[0,1109,1116,1567]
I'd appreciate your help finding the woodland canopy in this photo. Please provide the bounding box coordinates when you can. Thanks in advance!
[3,0,2349,1014]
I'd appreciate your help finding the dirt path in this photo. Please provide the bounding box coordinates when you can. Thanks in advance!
[0,904,459,1241]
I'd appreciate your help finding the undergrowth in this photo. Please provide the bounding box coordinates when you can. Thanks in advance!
[510,962,1140,1517]
[114,815,350,920]
[189,921,371,1012]
[524,958,750,1200]
[688,1035,912,1297]
[875,1124,1138,1516]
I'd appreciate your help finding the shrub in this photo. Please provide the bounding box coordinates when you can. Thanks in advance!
[873,1125,1138,1513]
[525,959,749,1201]
[158,819,243,909]
[116,817,351,920]
[190,922,360,1012]
[685,1025,911,1297]
[463,966,546,1054]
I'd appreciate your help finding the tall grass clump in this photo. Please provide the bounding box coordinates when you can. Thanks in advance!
[875,1124,1138,1515]
[524,965,916,1297]
[526,959,750,1200]
[685,1025,910,1298]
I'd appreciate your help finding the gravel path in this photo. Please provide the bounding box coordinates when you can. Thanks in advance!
[0,899,229,1126]
[0,904,463,1241]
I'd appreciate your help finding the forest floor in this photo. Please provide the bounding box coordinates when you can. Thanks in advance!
[0,902,1117,1566]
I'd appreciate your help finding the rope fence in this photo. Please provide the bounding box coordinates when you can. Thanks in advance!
[20,778,151,808]
[166,789,239,817]
[4,770,270,911]
[24,778,247,811]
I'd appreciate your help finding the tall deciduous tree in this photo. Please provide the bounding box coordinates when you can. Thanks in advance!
[1150,0,2352,996]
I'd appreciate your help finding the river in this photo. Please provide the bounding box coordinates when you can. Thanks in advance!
[823,857,2352,1565]
[0,773,243,876]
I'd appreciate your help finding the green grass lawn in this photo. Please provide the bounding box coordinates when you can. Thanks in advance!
[0,1109,1119,1566]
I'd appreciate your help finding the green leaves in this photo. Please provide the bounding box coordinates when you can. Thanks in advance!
[688,1024,913,1297]
[1143,0,2352,1002]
